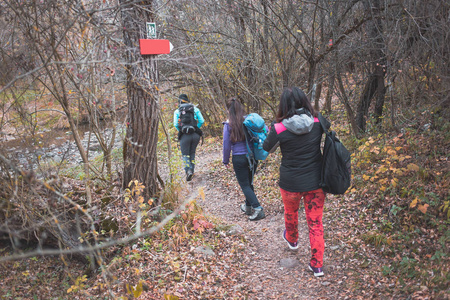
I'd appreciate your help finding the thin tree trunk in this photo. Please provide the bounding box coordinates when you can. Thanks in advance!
[336,71,359,137]
[356,73,377,133]
[356,0,386,132]
[371,0,386,124]
[325,73,335,113]
[374,64,386,124]
[314,82,322,112]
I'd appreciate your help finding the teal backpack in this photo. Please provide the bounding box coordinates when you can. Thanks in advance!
[243,113,269,161]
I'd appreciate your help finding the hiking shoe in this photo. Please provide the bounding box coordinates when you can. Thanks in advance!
[308,264,324,277]
[186,170,193,181]
[249,208,265,221]
[240,204,252,215]
[282,229,299,250]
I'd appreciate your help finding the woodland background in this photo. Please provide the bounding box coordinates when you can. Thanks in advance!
[0,0,448,299]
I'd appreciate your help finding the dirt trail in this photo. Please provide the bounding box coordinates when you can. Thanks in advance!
[183,144,346,299]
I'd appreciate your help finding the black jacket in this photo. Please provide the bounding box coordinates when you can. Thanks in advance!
[263,112,330,192]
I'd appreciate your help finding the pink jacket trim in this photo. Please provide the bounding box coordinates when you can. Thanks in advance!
[274,122,287,134]
[275,117,320,134]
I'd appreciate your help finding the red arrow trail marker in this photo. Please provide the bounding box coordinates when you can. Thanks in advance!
[139,39,173,55]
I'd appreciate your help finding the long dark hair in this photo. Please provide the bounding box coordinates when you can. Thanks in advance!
[226,97,246,143]
[276,87,317,123]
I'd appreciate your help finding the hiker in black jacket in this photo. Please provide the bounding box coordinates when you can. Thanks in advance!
[263,87,330,277]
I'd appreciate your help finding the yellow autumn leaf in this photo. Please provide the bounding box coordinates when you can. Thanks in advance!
[377,166,387,174]
[379,178,388,185]
[407,163,420,171]
[171,261,181,272]
[43,181,55,191]
[363,174,371,181]
[387,149,397,156]
[410,197,419,208]
[133,282,143,298]
[418,204,429,214]
[391,178,398,187]
[395,169,404,176]
[126,282,143,298]
[198,187,205,201]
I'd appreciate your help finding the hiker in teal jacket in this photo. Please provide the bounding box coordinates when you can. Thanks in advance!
[173,94,204,181]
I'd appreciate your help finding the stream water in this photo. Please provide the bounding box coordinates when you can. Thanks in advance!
[1,124,125,174]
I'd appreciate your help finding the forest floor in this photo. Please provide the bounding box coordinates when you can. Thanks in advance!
[0,133,448,299]
[165,141,398,300]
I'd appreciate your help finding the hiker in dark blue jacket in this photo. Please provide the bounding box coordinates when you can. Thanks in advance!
[263,87,330,277]
[222,97,265,221]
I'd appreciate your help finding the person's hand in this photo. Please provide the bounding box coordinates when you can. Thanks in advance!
[223,163,229,169]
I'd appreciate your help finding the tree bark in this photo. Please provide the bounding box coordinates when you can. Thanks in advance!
[356,0,386,133]
[121,0,160,198]
[325,73,335,113]
[313,83,321,111]
[337,71,360,137]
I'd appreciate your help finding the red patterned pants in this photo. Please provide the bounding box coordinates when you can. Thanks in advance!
[281,188,326,268]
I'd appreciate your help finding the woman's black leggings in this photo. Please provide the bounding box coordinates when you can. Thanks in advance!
[232,154,261,208]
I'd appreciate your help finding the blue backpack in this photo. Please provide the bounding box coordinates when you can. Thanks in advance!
[243,113,269,161]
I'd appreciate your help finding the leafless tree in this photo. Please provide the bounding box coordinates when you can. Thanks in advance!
[0,0,133,264]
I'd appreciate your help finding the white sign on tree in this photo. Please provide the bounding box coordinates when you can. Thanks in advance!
[146,22,156,39]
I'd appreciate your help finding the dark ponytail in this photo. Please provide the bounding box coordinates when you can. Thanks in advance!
[226,97,246,143]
